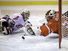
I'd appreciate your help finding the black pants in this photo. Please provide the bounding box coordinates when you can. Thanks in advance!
[2,21,9,34]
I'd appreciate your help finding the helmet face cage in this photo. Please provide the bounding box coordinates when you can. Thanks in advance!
[46,16,53,21]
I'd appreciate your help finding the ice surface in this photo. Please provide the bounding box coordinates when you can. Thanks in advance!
[0,32,68,51]
[0,5,68,51]
[0,32,58,51]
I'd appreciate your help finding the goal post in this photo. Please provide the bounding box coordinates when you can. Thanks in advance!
[58,0,62,48]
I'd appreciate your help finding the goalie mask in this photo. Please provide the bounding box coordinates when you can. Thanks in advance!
[48,10,56,16]
[45,10,56,21]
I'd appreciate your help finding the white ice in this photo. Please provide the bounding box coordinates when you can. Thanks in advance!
[0,31,68,51]
[0,17,68,51]
[0,5,68,51]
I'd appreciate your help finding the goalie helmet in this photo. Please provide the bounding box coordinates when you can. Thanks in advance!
[45,10,56,21]
[49,10,56,16]
[46,10,56,17]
